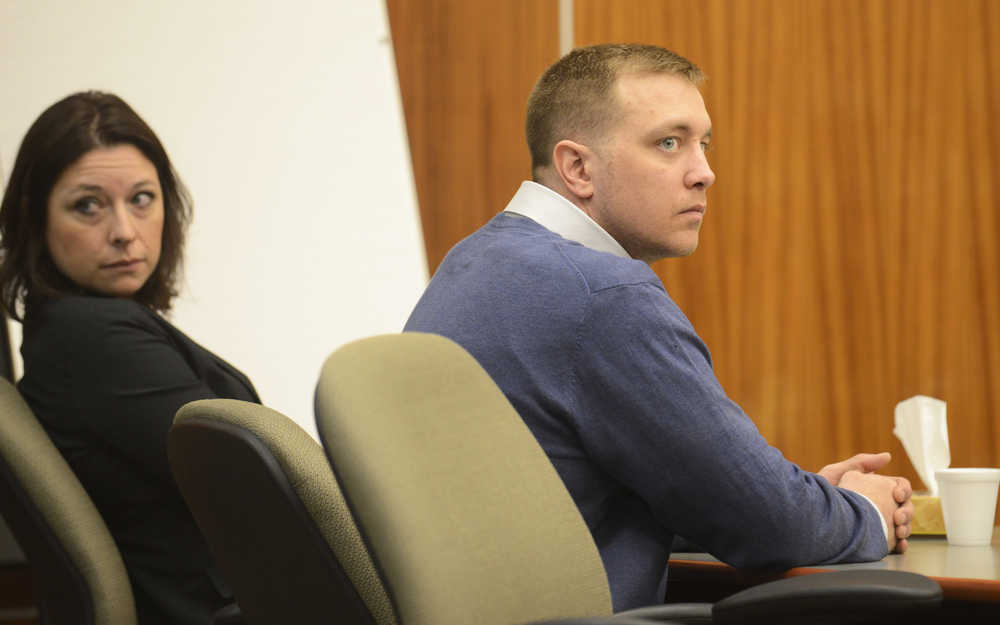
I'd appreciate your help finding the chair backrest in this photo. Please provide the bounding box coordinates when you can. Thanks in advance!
[0,379,136,625]
[314,333,613,625]
[0,314,15,382]
[168,399,396,625]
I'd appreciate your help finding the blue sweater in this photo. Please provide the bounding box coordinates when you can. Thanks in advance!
[405,212,886,610]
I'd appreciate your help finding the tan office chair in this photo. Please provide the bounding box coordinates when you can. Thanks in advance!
[168,399,395,625]
[0,378,137,625]
[314,333,941,625]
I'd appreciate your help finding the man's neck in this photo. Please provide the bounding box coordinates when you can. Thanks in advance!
[502,181,631,259]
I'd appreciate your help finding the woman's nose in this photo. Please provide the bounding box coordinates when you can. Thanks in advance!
[108,206,138,246]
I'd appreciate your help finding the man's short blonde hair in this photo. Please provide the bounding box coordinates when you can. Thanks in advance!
[526,43,704,177]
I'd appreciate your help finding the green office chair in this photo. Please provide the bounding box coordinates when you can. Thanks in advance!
[314,333,941,625]
[0,378,137,625]
[168,399,395,625]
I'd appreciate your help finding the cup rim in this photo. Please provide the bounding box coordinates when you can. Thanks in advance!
[934,467,1000,481]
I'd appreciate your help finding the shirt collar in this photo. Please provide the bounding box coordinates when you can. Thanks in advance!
[503,181,631,259]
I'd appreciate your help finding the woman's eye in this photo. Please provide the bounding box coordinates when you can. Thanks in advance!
[660,137,679,151]
[132,191,155,208]
[72,197,100,215]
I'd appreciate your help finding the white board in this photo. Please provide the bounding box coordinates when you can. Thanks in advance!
[0,0,428,440]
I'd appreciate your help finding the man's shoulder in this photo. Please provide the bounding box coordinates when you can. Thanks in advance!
[409,212,679,343]
[458,212,662,294]
[554,239,662,294]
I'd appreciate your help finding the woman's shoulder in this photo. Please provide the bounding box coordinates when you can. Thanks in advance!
[38,294,153,320]
[26,296,164,346]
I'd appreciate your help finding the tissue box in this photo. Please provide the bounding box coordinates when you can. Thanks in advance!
[911,494,946,535]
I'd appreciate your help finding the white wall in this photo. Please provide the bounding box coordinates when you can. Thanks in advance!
[0,1,428,437]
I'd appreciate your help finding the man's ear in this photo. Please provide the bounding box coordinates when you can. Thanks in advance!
[552,140,595,201]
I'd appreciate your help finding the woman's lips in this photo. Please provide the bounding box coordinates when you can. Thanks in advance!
[101,259,142,269]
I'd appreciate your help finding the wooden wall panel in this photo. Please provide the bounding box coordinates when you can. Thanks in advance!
[385,0,560,272]
[575,0,1000,489]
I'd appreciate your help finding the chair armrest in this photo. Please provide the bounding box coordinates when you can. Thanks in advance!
[615,602,713,623]
[212,601,243,625]
[528,618,690,625]
[712,569,942,625]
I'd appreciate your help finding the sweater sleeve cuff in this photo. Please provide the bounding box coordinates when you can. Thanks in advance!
[855,492,890,547]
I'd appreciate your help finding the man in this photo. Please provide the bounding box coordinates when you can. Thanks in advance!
[405,43,913,611]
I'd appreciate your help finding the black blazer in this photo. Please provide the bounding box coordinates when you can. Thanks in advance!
[19,295,259,625]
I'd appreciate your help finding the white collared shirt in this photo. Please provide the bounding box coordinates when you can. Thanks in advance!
[503,181,631,259]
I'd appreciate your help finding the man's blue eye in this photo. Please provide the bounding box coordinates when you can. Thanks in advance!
[660,137,678,150]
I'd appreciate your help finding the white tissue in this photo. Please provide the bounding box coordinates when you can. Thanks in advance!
[893,395,950,496]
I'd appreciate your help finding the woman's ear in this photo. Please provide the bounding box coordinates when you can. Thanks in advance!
[551,140,595,201]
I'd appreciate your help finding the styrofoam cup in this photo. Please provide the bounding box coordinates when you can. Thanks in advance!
[935,468,1000,546]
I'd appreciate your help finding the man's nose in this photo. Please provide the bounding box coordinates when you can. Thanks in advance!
[685,150,716,190]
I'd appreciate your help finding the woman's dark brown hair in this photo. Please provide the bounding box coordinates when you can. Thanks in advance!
[0,91,191,320]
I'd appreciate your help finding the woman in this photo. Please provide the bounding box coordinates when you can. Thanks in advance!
[0,91,258,624]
